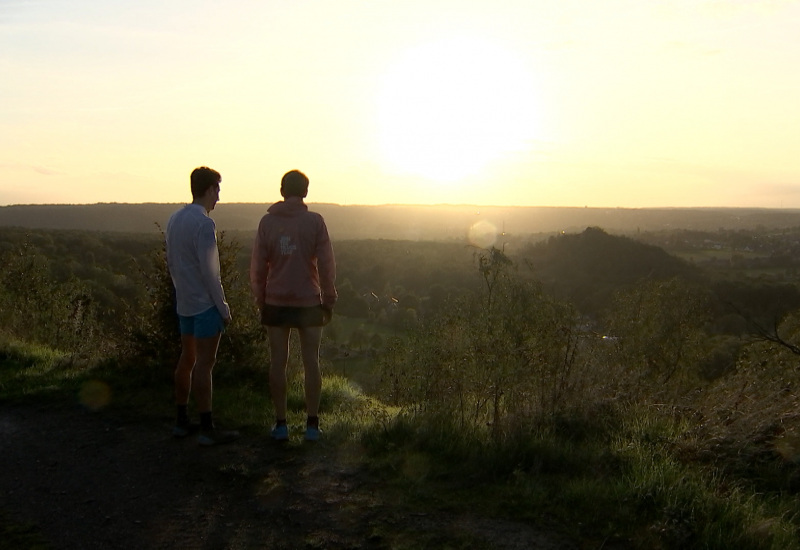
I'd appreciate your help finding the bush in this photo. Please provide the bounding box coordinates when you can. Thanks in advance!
[379,247,592,441]
[0,242,102,357]
[125,229,268,370]
[124,234,180,364]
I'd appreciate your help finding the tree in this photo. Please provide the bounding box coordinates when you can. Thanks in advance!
[0,241,99,355]
[603,277,711,388]
[379,246,586,440]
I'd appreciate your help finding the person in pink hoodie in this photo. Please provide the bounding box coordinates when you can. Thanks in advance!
[250,170,337,442]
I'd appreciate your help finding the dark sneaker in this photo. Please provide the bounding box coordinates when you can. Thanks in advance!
[304,426,322,442]
[172,422,200,438]
[270,424,289,441]
[197,429,240,446]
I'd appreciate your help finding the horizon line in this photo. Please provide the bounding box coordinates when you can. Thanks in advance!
[2,202,800,211]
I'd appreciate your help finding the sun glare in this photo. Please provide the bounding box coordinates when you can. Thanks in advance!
[376,37,540,184]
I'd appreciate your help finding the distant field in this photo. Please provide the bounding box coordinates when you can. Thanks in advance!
[673,248,767,262]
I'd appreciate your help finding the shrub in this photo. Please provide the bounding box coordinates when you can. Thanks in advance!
[125,229,268,370]
[0,241,101,357]
[601,277,712,399]
[378,247,592,441]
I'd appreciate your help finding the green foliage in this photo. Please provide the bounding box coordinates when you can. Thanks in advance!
[0,335,85,403]
[124,231,180,364]
[124,229,268,369]
[5,224,800,548]
[611,406,800,549]
[333,278,371,318]
[371,242,800,548]
[215,232,269,369]
[603,277,712,391]
[0,509,49,550]
[0,241,102,357]
[685,332,800,493]
[379,247,588,441]
[333,239,478,320]
[712,278,800,336]
[522,227,700,315]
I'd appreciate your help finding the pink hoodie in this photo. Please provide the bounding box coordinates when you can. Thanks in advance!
[250,197,337,309]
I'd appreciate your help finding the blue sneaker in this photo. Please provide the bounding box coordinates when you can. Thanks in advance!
[197,428,239,447]
[304,426,322,442]
[271,424,289,441]
[172,422,200,438]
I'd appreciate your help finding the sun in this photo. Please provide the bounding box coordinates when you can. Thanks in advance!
[376,36,540,183]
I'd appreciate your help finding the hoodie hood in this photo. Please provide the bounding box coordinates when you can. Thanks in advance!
[267,197,308,217]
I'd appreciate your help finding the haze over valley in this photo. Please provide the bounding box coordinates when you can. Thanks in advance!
[2,203,800,241]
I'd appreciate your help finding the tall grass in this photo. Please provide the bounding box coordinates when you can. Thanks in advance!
[0,335,78,401]
[363,248,800,548]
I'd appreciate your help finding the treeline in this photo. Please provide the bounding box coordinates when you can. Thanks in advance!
[3,203,800,239]
[2,225,799,358]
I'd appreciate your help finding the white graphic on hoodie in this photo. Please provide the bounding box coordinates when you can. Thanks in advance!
[280,235,296,256]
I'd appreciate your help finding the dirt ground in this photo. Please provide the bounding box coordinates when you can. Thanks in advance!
[0,403,580,550]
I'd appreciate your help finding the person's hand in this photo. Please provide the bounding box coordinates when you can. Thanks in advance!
[224,315,232,326]
[321,305,333,325]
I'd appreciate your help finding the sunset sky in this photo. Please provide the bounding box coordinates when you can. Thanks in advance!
[2,1,800,208]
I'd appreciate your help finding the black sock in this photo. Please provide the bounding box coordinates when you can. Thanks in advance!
[307,416,319,429]
[177,405,190,426]
[200,411,213,431]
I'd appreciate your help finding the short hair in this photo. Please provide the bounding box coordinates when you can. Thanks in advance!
[190,167,221,199]
[281,170,309,198]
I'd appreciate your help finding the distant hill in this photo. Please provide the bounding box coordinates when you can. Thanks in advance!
[520,226,800,324]
[1,203,800,240]
[521,226,701,313]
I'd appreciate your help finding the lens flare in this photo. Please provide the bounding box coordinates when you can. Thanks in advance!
[775,433,800,463]
[79,380,111,411]
[468,220,497,249]
[401,452,431,482]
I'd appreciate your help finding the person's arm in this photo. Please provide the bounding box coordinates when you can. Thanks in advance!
[316,217,337,311]
[164,214,177,283]
[198,221,231,322]
[249,220,269,311]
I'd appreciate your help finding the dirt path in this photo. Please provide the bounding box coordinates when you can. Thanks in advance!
[0,403,578,549]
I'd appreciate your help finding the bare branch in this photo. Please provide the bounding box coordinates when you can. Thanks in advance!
[726,300,800,356]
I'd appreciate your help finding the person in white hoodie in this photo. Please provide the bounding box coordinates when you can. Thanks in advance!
[165,166,238,446]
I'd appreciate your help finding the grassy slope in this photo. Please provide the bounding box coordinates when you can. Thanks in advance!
[2,334,800,550]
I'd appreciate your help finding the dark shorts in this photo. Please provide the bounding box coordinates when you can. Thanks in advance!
[261,304,330,328]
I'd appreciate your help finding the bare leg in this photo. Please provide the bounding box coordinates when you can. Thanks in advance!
[298,326,323,418]
[267,327,292,420]
[192,333,222,413]
[175,334,197,405]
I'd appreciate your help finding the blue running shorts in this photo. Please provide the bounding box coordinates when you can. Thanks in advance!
[178,307,225,338]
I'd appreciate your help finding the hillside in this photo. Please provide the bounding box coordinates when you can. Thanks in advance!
[2,203,800,240]
[4,219,800,547]
[517,227,700,313]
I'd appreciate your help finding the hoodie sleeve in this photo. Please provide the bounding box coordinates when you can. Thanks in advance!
[316,215,337,309]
